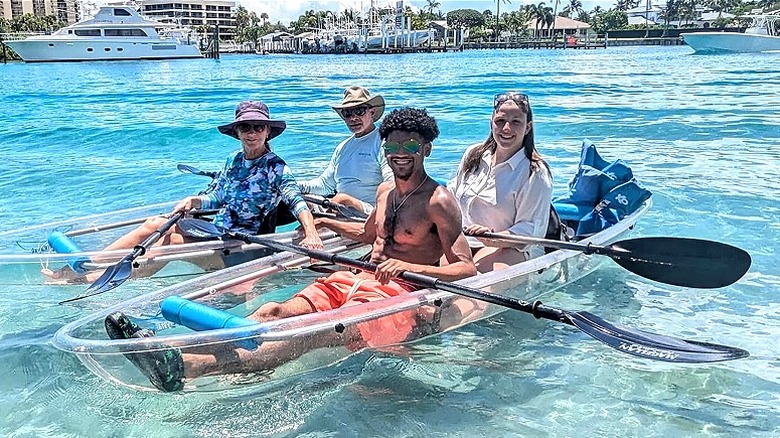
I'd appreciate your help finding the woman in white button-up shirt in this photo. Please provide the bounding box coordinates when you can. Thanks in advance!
[448,92,553,273]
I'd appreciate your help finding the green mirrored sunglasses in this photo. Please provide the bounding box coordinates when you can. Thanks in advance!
[382,139,422,154]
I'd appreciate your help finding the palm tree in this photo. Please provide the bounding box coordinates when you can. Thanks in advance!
[495,0,511,42]
[658,0,678,36]
[426,0,441,19]
[260,12,268,26]
[564,0,583,17]
[544,7,555,36]
[528,3,554,37]
[550,0,561,38]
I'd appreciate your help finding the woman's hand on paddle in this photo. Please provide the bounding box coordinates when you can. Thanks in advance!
[374,258,412,284]
[173,196,202,215]
[299,231,324,251]
[464,224,511,246]
[463,224,493,236]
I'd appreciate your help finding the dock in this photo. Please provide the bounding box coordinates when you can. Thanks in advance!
[463,40,606,50]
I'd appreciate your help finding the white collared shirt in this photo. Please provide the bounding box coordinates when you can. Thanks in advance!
[448,143,553,248]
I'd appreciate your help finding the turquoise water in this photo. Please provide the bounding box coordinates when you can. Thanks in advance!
[1,47,779,436]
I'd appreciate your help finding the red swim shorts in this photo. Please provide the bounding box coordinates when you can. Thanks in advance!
[294,270,418,348]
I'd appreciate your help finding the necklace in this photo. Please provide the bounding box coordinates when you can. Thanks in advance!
[392,176,429,214]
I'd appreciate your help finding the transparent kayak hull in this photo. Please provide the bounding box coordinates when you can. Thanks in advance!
[52,200,651,392]
[0,202,305,286]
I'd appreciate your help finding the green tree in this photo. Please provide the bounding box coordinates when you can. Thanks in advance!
[446,8,486,29]
[234,6,267,46]
[591,8,628,32]
[6,13,65,32]
[550,0,561,35]
[494,0,511,41]
[658,0,679,36]
[504,10,528,36]
[614,0,640,11]
[703,0,740,18]
[403,5,428,29]
[563,0,584,17]
[426,0,441,17]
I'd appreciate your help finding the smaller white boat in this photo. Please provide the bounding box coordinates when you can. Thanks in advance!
[364,14,435,50]
[4,6,202,62]
[681,10,780,53]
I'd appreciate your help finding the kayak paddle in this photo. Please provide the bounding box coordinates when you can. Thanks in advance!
[470,233,751,289]
[176,163,219,179]
[185,221,749,364]
[303,194,368,222]
[63,208,218,238]
[61,211,186,304]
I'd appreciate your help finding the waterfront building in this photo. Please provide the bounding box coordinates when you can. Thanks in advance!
[1,0,79,24]
[627,2,736,28]
[525,16,591,38]
[138,0,236,40]
[626,2,663,26]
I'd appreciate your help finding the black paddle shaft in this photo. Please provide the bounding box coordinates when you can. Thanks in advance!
[128,211,184,258]
[231,231,575,325]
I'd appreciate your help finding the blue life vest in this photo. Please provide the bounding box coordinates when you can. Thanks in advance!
[553,140,652,237]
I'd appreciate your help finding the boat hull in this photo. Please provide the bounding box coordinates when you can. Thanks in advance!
[681,32,780,53]
[52,200,651,392]
[0,202,318,286]
[4,38,202,62]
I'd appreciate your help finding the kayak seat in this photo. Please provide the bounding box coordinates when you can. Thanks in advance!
[256,202,297,235]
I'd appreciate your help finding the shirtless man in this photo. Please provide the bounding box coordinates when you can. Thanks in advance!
[105,107,477,392]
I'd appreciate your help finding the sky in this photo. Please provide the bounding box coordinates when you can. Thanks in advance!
[238,0,615,25]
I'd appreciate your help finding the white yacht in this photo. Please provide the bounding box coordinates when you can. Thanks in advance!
[4,6,202,62]
[681,10,780,53]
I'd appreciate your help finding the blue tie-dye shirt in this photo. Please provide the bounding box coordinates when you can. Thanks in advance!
[197,150,308,234]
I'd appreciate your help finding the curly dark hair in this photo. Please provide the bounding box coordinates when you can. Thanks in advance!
[378,107,440,143]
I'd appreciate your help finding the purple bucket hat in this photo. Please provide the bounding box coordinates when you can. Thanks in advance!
[217,101,287,140]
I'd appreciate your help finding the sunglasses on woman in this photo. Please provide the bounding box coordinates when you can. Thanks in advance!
[382,139,422,155]
[235,123,267,133]
[494,92,529,109]
[340,106,369,118]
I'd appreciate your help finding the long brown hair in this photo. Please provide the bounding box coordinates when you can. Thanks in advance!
[461,101,548,177]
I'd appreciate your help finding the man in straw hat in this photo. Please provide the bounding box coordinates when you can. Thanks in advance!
[299,85,393,216]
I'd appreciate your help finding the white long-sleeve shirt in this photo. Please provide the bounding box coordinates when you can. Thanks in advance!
[299,128,393,205]
[448,143,553,253]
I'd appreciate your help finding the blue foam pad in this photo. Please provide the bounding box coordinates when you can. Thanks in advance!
[160,296,259,349]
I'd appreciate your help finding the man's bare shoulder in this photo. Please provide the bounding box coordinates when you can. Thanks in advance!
[428,184,461,218]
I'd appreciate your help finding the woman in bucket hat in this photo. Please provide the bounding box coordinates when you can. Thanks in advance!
[43,100,323,282]
[299,86,393,216]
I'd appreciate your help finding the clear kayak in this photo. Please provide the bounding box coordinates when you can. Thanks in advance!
[0,201,311,287]
[51,200,652,393]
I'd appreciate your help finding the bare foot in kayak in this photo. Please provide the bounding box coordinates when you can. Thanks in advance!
[40,266,90,284]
